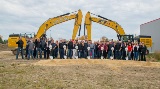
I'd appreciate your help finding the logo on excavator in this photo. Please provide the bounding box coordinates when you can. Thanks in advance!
[98,20,107,25]
[53,17,69,25]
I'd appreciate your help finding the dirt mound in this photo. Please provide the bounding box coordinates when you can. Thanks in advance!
[0,43,11,51]
[34,59,160,67]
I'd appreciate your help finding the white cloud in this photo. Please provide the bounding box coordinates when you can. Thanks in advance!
[0,0,160,40]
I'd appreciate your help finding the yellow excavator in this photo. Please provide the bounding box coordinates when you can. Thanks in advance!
[35,9,83,39]
[84,11,152,47]
[8,10,83,55]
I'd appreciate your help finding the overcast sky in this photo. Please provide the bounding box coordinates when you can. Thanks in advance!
[0,0,160,40]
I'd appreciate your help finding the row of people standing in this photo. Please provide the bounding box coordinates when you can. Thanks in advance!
[16,37,147,61]
[60,40,147,61]
[25,38,59,59]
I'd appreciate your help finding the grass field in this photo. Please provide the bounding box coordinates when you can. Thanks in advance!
[1,51,160,89]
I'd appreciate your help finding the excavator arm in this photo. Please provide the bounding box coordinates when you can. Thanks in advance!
[84,12,125,40]
[36,10,83,40]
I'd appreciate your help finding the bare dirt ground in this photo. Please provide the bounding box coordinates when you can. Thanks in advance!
[1,51,160,89]
[0,44,11,51]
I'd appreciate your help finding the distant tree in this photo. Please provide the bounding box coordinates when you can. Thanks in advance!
[101,36,108,42]
[0,35,3,43]
[77,35,87,40]
[3,40,8,44]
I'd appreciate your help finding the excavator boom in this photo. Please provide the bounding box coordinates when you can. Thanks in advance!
[84,12,125,40]
[36,10,83,40]
[8,10,82,55]
[84,12,152,48]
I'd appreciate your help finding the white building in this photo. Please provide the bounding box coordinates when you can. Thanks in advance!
[140,18,160,52]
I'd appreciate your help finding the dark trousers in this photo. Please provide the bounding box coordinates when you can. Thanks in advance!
[94,50,98,58]
[55,48,58,58]
[107,51,112,59]
[84,50,88,58]
[81,50,85,58]
[122,50,126,60]
[139,52,141,61]
[131,51,134,60]
[25,48,28,58]
[98,50,102,58]
[33,47,37,58]
[67,49,73,59]
[78,50,82,58]
[134,52,138,60]
[103,50,107,59]
[46,47,50,59]
[52,49,56,59]
[36,48,42,58]
[28,49,34,59]
[59,49,64,59]
[115,50,121,59]
[16,47,24,59]
[114,51,116,59]
[141,52,146,61]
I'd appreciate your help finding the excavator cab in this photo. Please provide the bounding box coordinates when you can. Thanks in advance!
[8,33,35,55]
[117,34,152,47]
[135,35,152,47]
[117,34,134,42]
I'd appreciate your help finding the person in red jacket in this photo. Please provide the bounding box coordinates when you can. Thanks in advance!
[127,43,132,60]
[103,42,108,59]
[98,42,103,59]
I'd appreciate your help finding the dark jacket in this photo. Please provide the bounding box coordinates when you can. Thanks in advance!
[35,41,41,48]
[41,40,46,48]
[26,40,30,49]
[121,44,127,51]
[133,46,138,52]
[68,41,73,49]
[108,44,114,51]
[141,45,147,53]
[138,45,142,52]
[78,43,82,50]
[59,42,64,49]
[115,43,121,51]
[84,42,88,51]
[16,40,24,48]
[95,44,99,51]
[51,43,57,49]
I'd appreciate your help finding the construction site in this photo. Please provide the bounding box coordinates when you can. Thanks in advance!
[1,0,160,89]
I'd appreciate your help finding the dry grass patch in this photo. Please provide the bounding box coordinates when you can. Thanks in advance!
[147,51,160,62]
[1,51,160,89]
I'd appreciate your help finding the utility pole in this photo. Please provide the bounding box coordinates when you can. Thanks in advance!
[50,30,51,38]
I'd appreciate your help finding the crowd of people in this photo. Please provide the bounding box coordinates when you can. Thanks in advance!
[16,37,147,61]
